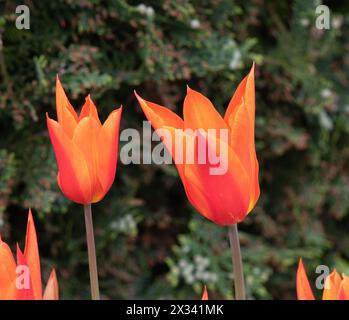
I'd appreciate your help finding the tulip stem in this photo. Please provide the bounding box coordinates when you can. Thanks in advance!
[228,224,245,300]
[83,204,100,300]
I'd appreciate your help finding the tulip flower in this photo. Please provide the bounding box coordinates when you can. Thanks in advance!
[47,77,122,300]
[135,65,259,225]
[136,64,259,300]
[297,259,349,300]
[47,77,122,205]
[0,209,58,300]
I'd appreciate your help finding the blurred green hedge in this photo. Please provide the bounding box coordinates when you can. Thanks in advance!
[0,0,349,299]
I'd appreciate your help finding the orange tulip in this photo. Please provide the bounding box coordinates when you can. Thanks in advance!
[0,209,59,300]
[47,77,122,204]
[297,258,349,300]
[135,64,259,225]
[202,286,208,300]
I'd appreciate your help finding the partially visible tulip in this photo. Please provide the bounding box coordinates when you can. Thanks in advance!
[47,77,122,204]
[297,258,349,300]
[135,64,259,226]
[202,286,208,300]
[0,209,58,300]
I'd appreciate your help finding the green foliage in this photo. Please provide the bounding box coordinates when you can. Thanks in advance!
[0,0,348,299]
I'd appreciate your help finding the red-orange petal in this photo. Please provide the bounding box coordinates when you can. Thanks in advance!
[72,116,104,202]
[184,87,228,132]
[43,269,59,300]
[160,126,193,184]
[322,269,342,300]
[78,95,101,126]
[224,64,259,212]
[202,286,208,300]
[55,76,78,138]
[0,237,17,299]
[249,156,260,212]
[338,274,349,300]
[23,209,42,300]
[135,92,185,180]
[96,107,123,197]
[183,130,250,225]
[47,115,92,204]
[296,259,315,300]
[224,64,255,125]
[135,91,184,130]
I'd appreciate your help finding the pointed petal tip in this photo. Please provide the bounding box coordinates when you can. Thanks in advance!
[110,105,123,115]
[134,90,143,102]
[16,242,23,255]
[134,92,150,111]
[27,208,34,228]
[185,85,203,97]
[202,286,208,300]
[249,62,255,75]
[43,268,59,300]
[297,258,305,272]
[186,85,194,94]
[46,113,57,126]
[296,258,315,300]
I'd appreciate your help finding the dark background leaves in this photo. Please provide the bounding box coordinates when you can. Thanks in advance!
[0,0,348,299]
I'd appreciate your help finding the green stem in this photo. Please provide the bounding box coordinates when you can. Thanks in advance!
[228,224,245,300]
[83,204,100,300]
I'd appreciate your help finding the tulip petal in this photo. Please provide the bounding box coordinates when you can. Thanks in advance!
[159,127,212,223]
[202,286,208,300]
[23,209,42,300]
[72,116,104,203]
[184,87,228,131]
[79,95,101,125]
[135,92,185,180]
[56,76,78,138]
[159,126,217,220]
[183,130,250,225]
[224,76,248,123]
[43,269,59,300]
[159,126,193,181]
[0,237,17,299]
[225,64,259,212]
[224,64,255,125]
[135,91,184,130]
[227,99,253,175]
[16,245,35,300]
[338,274,349,300]
[47,115,92,204]
[296,259,315,300]
[97,107,122,197]
[322,269,341,300]
[182,172,213,221]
